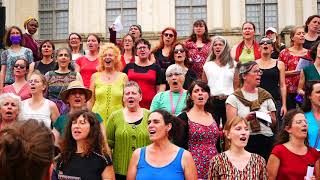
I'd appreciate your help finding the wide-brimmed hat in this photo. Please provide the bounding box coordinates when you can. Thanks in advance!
[60,81,92,103]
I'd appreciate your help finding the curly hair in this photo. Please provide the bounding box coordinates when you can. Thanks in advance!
[274,109,308,146]
[0,119,55,180]
[98,42,122,72]
[60,110,110,167]
[184,80,213,112]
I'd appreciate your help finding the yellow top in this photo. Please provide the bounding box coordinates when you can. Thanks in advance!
[239,47,255,63]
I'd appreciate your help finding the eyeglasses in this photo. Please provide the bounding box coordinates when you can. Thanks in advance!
[14,64,26,69]
[137,46,148,50]
[174,48,185,54]
[167,72,182,77]
[164,33,174,38]
[249,69,263,75]
[70,37,80,41]
[124,39,133,43]
[28,79,40,84]
[259,40,273,45]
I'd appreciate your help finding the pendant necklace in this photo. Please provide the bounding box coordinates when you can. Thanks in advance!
[244,43,253,54]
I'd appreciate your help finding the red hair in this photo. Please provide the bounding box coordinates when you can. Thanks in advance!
[152,27,177,54]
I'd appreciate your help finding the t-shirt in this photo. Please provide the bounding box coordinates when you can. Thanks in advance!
[123,63,164,109]
[271,144,320,180]
[76,56,99,88]
[35,60,56,75]
[1,47,33,84]
[225,89,276,136]
[53,113,103,135]
[57,152,112,180]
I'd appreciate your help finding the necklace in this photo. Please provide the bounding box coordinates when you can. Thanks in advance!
[244,43,253,54]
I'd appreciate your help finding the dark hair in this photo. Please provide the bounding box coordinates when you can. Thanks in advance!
[0,119,55,180]
[122,33,136,57]
[135,38,151,49]
[184,80,213,112]
[5,26,24,47]
[67,32,84,53]
[150,109,185,141]
[87,33,101,44]
[302,80,320,112]
[60,110,110,167]
[170,41,191,68]
[189,19,211,43]
[304,15,320,33]
[242,21,256,32]
[54,47,74,71]
[14,57,29,71]
[39,40,55,59]
[152,27,177,54]
[274,109,308,146]
[309,40,320,60]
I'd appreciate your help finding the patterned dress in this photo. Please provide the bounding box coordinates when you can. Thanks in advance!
[208,152,267,180]
[278,48,311,93]
[185,40,212,78]
[188,119,219,179]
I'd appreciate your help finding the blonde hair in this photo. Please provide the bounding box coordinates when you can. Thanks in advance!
[224,116,248,150]
[98,43,122,72]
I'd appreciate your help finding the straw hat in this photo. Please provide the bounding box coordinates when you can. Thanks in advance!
[60,81,92,103]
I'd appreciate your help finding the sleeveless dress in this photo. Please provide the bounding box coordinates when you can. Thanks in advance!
[20,98,52,128]
[136,147,185,180]
[260,61,280,101]
[92,72,126,124]
[188,119,219,179]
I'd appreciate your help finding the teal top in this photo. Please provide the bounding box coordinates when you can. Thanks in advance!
[53,113,103,135]
[303,64,320,82]
[305,111,320,150]
[106,108,151,175]
[150,90,187,116]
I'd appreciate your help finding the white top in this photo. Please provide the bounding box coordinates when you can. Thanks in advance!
[226,89,276,136]
[203,61,236,96]
[20,98,52,128]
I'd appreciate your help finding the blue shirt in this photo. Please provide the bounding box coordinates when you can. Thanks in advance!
[136,147,185,180]
[305,111,320,150]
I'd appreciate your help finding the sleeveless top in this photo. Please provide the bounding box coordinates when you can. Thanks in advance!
[239,48,255,63]
[260,61,281,100]
[92,72,126,123]
[136,147,185,180]
[304,64,320,82]
[20,98,52,128]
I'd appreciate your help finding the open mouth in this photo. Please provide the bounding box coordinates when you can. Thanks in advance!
[73,130,81,135]
[198,97,204,100]
[74,98,81,103]
[177,55,183,58]
[172,81,178,85]
[128,99,134,103]
[149,130,156,135]
[301,129,307,132]
[30,86,36,90]
[263,46,268,50]
[240,137,247,141]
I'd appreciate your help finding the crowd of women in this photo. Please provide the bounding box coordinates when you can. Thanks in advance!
[1,14,320,180]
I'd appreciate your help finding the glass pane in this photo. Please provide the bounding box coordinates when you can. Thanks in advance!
[106,0,121,9]
[56,11,69,39]
[246,4,261,33]
[56,0,69,9]
[192,7,207,21]
[176,0,191,7]
[192,0,206,6]
[39,0,53,9]
[39,11,53,39]
[123,0,136,8]
[176,7,192,37]
[318,2,320,15]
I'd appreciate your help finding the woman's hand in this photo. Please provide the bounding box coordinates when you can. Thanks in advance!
[245,112,256,121]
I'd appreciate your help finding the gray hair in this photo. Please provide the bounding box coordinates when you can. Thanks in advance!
[206,36,234,68]
[0,93,22,120]
[165,64,187,81]
[124,80,142,94]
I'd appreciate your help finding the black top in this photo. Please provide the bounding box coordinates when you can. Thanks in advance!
[259,61,281,100]
[154,49,174,71]
[57,152,112,180]
[184,69,197,90]
[303,36,320,49]
[271,44,286,59]
[35,60,56,75]
[123,63,165,85]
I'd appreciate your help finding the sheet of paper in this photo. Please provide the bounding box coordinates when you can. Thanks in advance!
[255,111,272,123]
[113,15,123,32]
[295,57,313,71]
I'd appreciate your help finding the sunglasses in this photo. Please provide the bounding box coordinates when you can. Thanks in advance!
[14,64,26,69]
[174,48,185,54]
[259,40,272,45]
[164,33,174,38]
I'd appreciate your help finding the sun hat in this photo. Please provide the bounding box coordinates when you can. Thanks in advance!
[60,81,92,103]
